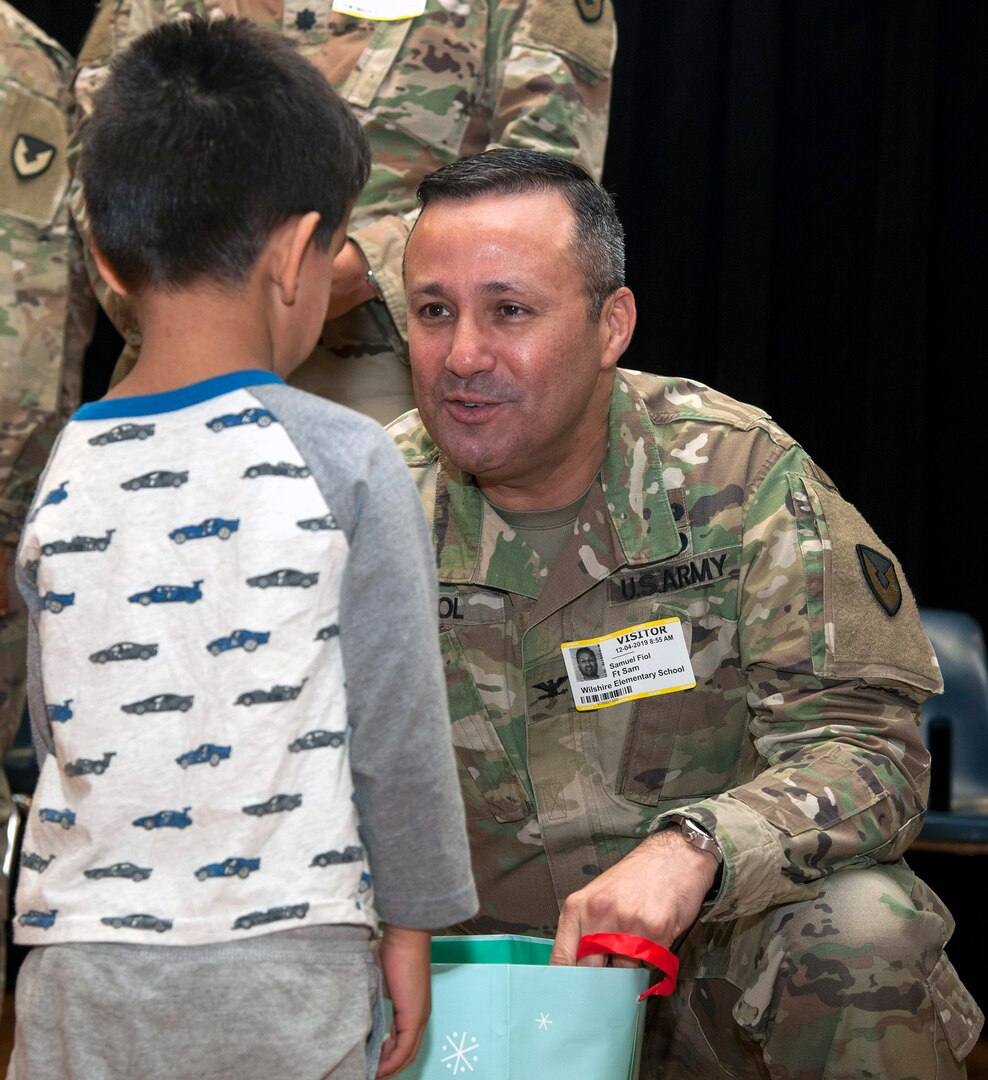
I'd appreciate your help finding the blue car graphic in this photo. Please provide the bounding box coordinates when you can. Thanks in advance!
[242,793,302,817]
[169,517,239,544]
[41,529,114,556]
[29,480,68,521]
[243,461,310,479]
[129,580,203,606]
[207,628,269,656]
[90,641,158,664]
[314,624,340,641]
[84,862,152,881]
[289,729,345,752]
[246,568,318,589]
[297,513,338,531]
[65,752,115,777]
[176,743,230,768]
[195,856,260,882]
[133,807,193,830]
[206,407,275,432]
[38,807,75,830]
[120,470,189,491]
[121,693,193,715]
[18,908,58,929]
[47,698,73,723]
[20,851,56,873]
[88,422,155,446]
[235,679,307,707]
[41,591,75,614]
[101,913,172,933]
[310,844,363,868]
[233,902,308,932]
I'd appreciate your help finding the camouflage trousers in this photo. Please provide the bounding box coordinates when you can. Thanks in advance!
[282,300,414,428]
[642,861,982,1080]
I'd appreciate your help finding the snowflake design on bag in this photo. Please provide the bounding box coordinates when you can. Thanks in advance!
[441,1030,480,1073]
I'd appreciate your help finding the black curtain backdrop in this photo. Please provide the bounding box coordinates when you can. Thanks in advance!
[23,0,984,638]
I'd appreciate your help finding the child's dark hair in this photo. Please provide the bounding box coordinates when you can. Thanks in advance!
[81,16,371,293]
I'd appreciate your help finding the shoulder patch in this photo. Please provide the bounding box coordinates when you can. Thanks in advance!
[856,544,902,616]
[0,86,68,226]
[519,0,615,79]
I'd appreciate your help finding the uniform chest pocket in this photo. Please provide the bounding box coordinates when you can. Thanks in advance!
[440,631,531,823]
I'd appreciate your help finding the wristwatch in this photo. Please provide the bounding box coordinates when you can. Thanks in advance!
[658,814,723,864]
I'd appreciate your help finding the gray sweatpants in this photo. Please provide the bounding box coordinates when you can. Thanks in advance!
[7,929,384,1080]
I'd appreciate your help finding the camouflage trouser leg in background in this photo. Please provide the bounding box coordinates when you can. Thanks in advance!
[643,862,983,1080]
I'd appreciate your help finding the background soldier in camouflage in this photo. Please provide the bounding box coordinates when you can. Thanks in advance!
[70,0,616,425]
[0,0,97,994]
[389,147,984,1078]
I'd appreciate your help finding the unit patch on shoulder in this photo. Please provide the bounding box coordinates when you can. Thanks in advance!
[575,0,604,22]
[856,544,902,616]
[11,133,56,180]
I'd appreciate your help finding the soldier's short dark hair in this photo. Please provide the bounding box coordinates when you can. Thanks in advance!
[81,16,370,293]
[413,147,625,320]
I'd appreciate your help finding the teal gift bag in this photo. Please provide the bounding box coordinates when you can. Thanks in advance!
[399,933,677,1080]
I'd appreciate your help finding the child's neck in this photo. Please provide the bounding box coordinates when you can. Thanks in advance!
[102,286,282,401]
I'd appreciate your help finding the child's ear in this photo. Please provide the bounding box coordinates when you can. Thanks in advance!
[276,212,322,306]
[91,241,130,298]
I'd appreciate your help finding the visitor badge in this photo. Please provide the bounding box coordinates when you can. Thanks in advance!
[561,618,696,711]
[332,0,426,19]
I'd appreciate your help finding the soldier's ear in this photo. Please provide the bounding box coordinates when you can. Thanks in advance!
[90,240,130,298]
[598,286,636,371]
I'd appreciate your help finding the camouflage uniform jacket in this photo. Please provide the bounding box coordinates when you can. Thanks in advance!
[389,369,942,935]
[70,0,616,355]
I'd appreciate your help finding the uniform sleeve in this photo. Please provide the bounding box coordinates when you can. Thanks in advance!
[652,445,941,921]
[353,0,616,341]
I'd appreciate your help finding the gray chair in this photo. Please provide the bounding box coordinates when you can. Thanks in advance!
[911,607,988,854]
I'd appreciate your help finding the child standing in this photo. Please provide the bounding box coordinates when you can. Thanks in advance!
[10,17,476,1080]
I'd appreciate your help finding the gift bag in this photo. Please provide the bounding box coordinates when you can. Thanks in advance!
[399,933,677,1080]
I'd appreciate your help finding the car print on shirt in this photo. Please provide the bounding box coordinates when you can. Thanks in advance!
[28,480,68,521]
[133,807,193,831]
[206,407,275,432]
[297,513,338,531]
[121,693,193,716]
[90,641,158,664]
[176,743,230,768]
[195,857,260,882]
[234,679,307,707]
[232,902,308,932]
[207,629,269,655]
[65,751,115,777]
[18,909,58,929]
[20,851,56,873]
[246,568,318,589]
[41,590,75,614]
[47,699,73,723]
[310,844,363,868]
[88,422,155,446]
[289,729,345,752]
[84,862,152,882]
[129,580,203,606]
[120,470,189,491]
[243,461,310,479]
[169,517,239,544]
[314,624,340,642]
[101,913,172,933]
[242,793,302,817]
[41,529,114,556]
[38,807,75,829]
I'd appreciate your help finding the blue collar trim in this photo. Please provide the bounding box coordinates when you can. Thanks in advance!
[73,370,284,420]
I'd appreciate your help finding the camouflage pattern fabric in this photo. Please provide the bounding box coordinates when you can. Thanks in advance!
[0,0,96,996]
[70,0,616,424]
[389,368,985,1077]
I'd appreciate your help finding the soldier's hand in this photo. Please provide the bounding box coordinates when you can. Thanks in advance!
[549,828,717,968]
[326,239,379,321]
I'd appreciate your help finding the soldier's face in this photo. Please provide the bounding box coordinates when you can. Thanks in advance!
[405,191,626,509]
[577,649,598,679]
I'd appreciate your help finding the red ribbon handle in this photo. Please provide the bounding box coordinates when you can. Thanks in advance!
[576,932,679,999]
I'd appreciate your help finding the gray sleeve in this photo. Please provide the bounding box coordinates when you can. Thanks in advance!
[255,386,478,929]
